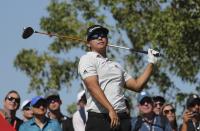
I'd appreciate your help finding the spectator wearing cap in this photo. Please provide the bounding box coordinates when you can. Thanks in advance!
[131,91,172,131]
[153,95,166,115]
[78,24,159,131]
[72,90,88,131]
[0,90,23,130]
[180,94,200,131]
[45,89,74,131]
[19,96,62,131]
[20,99,33,122]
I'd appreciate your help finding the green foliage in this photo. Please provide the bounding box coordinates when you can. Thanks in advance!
[14,49,78,94]
[67,102,77,116]
[14,0,200,116]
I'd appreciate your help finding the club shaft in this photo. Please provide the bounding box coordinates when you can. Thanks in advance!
[108,44,148,54]
[35,31,87,43]
[34,30,154,55]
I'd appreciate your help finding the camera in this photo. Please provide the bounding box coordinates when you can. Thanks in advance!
[192,111,199,117]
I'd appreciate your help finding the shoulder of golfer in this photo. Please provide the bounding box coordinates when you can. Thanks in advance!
[78,52,97,80]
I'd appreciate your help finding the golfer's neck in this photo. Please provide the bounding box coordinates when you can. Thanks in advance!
[93,49,107,58]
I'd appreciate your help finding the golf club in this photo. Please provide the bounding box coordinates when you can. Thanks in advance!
[22,27,162,57]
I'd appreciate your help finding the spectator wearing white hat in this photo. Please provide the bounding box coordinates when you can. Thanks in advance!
[72,90,88,131]
[20,99,33,122]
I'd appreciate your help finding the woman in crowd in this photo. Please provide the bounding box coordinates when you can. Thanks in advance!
[162,103,178,131]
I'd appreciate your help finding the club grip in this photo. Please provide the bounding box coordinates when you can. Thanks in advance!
[130,49,148,54]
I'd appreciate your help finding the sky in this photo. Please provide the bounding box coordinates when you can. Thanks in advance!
[0,0,198,119]
[0,0,81,117]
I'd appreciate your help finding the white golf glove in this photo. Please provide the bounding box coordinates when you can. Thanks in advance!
[147,48,159,64]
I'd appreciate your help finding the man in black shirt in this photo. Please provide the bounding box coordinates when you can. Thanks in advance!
[45,89,74,131]
[180,94,200,131]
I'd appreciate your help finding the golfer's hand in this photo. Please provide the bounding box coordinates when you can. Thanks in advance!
[109,109,119,128]
[147,48,159,64]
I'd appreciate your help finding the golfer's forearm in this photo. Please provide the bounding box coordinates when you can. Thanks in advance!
[87,85,114,112]
[125,63,153,92]
[136,63,153,88]
[84,76,114,112]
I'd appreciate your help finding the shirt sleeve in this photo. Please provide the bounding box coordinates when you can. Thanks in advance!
[72,111,85,131]
[78,55,97,80]
[114,62,132,82]
[124,71,132,82]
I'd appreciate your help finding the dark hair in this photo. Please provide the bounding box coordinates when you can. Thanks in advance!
[4,90,21,109]
[153,96,165,103]
[80,94,87,104]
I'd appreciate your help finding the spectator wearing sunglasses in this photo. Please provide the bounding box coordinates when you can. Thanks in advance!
[180,94,200,131]
[45,89,74,131]
[78,24,159,131]
[19,96,62,131]
[131,91,172,131]
[20,99,33,122]
[0,90,23,130]
[153,96,166,115]
[162,103,178,131]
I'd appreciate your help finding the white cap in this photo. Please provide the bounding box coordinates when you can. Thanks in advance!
[20,99,31,110]
[77,90,85,103]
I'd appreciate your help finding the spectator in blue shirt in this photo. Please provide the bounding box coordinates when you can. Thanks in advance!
[19,96,62,131]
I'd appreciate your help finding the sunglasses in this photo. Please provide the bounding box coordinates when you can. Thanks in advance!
[6,96,20,104]
[88,32,107,41]
[154,102,164,107]
[163,109,175,114]
[23,107,31,111]
[47,99,60,104]
[140,98,153,105]
[47,96,60,104]
[32,100,47,108]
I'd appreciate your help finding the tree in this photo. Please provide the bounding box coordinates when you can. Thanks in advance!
[14,0,200,116]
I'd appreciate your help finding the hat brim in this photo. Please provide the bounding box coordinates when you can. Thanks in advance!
[31,98,46,107]
[139,96,152,103]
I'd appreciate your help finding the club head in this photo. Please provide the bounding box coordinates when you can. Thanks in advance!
[22,27,34,39]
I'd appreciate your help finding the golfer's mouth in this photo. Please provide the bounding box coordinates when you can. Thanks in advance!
[97,42,105,45]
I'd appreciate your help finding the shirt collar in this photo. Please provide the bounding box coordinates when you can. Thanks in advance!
[87,51,109,60]
[30,117,51,125]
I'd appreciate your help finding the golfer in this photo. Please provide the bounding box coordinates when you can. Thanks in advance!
[78,25,159,131]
